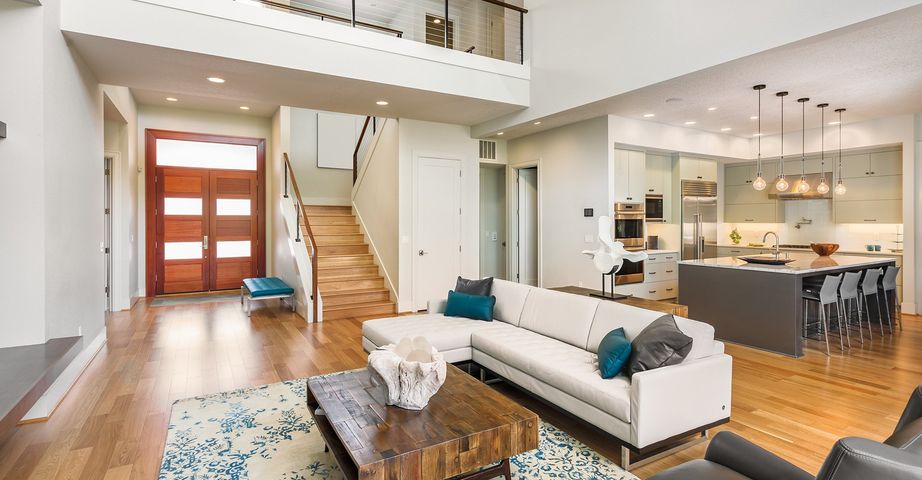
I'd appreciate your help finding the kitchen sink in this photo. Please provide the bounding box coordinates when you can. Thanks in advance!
[739,255,797,265]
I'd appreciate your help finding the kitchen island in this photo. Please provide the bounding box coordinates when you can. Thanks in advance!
[678,253,896,357]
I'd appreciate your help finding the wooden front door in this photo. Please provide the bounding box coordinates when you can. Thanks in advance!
[146,130,265,296]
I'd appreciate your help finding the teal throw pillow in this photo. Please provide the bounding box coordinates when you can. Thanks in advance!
[443,290,495,322]
[598,328,632,379]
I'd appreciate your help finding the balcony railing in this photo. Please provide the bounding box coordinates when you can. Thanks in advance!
[236,0,527,64]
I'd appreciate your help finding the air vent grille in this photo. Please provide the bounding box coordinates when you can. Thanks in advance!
[681,180,717,197]
[479,140,497,160]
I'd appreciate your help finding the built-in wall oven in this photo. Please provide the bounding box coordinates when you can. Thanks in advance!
[614,202,645,285]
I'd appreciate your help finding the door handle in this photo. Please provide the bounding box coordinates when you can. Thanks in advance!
[203,235,208,250]
[418,250,428,256]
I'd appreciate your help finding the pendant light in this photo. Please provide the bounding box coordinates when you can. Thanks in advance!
[752,84,767,191]
[834,108,847,195]
[775,91,790,192]
[796,97,811,193]
[816,103,830,195]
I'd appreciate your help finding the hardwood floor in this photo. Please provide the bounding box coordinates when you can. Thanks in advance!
[0,297,919,479]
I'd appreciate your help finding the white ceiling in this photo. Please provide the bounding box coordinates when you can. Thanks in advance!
[66,32,525,125]
[493,4,922,139]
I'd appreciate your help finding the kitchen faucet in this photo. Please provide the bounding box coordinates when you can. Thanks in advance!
[763,231,780,257]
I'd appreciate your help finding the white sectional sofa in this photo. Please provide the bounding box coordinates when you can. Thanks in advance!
[362,279,732,469]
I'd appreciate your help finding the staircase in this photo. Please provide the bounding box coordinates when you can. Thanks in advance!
[304,205,396,321]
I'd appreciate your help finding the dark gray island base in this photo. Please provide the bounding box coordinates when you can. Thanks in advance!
[678,254,896,357]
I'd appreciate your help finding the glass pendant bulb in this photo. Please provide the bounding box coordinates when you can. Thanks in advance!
[797,176,811,193]
[753,175,767,191]
[834,181,847,195]
[775,176,789,192]
[816,178,830,195]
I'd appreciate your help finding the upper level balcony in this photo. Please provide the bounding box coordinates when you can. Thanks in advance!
[236,0,527,64]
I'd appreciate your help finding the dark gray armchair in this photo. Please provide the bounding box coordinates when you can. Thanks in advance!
[650,386,922,480]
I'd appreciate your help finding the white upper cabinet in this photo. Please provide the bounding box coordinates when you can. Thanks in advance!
[645,154,671,195]
[725,164,754,186]
[840,149,901,178]
[613,149,646,203]
[679,157,717,182]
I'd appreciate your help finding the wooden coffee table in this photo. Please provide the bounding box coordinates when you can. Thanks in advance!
[307,364,539,480]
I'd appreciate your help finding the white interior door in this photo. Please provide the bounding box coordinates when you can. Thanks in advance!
[414,157,462,310]
[517,167,538,286]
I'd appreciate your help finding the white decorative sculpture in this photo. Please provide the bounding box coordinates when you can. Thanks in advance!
[582,216,648,298]
[367,336,447,410]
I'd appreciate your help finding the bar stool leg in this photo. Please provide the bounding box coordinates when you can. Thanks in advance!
[881,290,894,333]
[858,295,871,341]
[869,294,884,336]
[820,302,830,356]
[835,300,849,350]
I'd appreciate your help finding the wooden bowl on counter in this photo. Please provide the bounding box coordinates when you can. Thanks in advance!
[810,243,840,256]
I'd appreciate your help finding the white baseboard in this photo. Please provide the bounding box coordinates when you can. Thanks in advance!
[20,330,107,422]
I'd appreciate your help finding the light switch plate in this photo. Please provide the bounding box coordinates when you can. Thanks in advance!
[0,121,6,139]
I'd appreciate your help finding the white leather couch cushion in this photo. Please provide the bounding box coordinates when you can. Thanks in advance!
[518,288,601,349]
[472,327,631,423]
[587,302,717,362]
[363,314,513,354]
[491,279,533,326]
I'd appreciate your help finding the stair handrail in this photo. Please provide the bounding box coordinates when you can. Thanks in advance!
[353,116,373,185]
[283,153,320,323]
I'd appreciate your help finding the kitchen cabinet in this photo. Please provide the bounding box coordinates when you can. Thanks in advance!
[613,149,646,203]
[725,203,784,223]
[725,184,771,204]
[838,175,902,201]
[616,250,679,300]
[841,149,901,178]
[834,200,902,224]
[725,164,754,186]
[783,158,823,176]
[679,157,717,182]
[645,154,671,195]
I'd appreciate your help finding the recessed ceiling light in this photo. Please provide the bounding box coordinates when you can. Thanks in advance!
[684,121,697,125]
[534,121,542,125]
[828,121,841,125]
[497,132,504,136]
[376,100,389,106]
[753,133,764,137]
[720,127,732,132]
[433,18,442,24]
[165,97,178,102]
[642,113,655,118]
[707,107,718,111]
[239,106,250,110]
[207,76,226,84]
[750,115,759,120]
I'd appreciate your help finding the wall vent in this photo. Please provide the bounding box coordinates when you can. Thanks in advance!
[479,140,497,160]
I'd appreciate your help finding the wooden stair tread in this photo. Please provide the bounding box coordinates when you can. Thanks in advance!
[323,301,394,312]
[318,273,381,282]
[322,287,389,297]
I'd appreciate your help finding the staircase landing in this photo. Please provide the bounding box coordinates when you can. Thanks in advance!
[304,205,396,321]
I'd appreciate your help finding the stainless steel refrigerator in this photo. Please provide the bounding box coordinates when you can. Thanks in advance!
[681,180,718,260]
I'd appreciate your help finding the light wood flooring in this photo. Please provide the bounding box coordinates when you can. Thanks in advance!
[0,297,919,479]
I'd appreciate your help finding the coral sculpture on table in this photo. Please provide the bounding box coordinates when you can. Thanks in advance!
[367,337,447,410]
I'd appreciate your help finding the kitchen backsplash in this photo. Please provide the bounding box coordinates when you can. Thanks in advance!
[718,199,903,252]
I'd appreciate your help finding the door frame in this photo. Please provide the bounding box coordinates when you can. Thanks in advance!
[144,129,266,297]
[508,160,542,287]
[104,154,114,312]
[411,154,462,311]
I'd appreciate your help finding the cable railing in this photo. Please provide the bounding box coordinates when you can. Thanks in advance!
[236,0,527,64]
[283,153,320,323]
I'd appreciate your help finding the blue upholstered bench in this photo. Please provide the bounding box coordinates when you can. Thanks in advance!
[241,277,295,316]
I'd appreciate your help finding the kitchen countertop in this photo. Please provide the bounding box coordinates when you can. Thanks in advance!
[679,253,895,274]
[645,249,678,255]
[715,244,903,257]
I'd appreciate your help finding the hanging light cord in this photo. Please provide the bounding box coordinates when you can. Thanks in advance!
[838,110,843,178]
[801,100,806,178]
[757,89,762,175]
[779,95,784,176]
[820,107,825,179]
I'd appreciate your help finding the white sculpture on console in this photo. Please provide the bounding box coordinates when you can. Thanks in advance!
[582,216,648,296]
[367,336,447,410]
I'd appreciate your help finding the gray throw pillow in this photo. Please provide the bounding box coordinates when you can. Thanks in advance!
[626,314,693,378]
[455,276,493,296]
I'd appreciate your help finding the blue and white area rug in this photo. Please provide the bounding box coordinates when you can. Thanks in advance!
[159,378,638,480]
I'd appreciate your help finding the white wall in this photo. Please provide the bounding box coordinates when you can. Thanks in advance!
[269,107,306,316]
[507,116,610,289]
[289,108,359,205]
[102,85,140,309]
[397,119,479,311]
[475,0,921,134]
[0,0,47,347]
[353,119,400,296]
[136,105,273,294]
